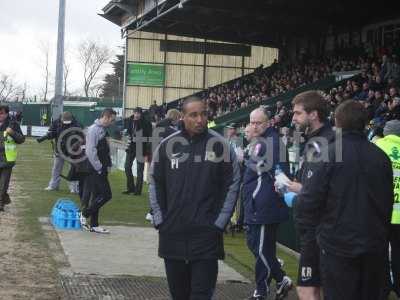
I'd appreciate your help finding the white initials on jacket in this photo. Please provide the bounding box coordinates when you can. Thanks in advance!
[171,158,179,169]
[171,152,181,169]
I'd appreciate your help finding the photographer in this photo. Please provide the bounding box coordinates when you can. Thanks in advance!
[37,111,81,193]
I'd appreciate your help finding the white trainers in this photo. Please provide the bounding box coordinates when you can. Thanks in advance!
[80,212,87,226]
[91,226,110,234]
[275,276,293,300]
[82,224,91,231]
[145,213,154,224]
[44,186,58,191]
[278,258,284,268]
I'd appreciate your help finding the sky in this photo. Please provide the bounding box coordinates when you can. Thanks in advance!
[0,0,123,99]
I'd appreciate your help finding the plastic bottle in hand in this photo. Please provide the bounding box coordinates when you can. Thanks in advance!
[275,165,288,195]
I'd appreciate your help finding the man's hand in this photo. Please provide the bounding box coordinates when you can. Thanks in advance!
[287,180,302,194]
[5,127,14,135]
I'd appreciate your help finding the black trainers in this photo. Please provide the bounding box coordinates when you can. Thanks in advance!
[275,276,293,300]
[122,190,134,195]
[4,194,11,205]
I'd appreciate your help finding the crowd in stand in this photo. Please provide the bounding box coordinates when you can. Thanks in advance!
[241,52,400,140]
[202,57,364,119]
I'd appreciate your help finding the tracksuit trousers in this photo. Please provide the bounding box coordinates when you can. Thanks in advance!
[164,259,218,300]
[81,171,112,227]
[246,223,285,296]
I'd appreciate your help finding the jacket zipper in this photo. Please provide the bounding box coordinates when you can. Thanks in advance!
[184,138,194,262]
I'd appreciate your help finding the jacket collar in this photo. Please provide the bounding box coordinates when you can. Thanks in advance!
[341,130,367,140]
[181,124,208,143]
[306,123,331,140]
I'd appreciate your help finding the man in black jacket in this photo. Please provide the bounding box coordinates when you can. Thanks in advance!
[37,111,81,193]
[0,104,25,211]
[149,97,241,300]
[286,91,335,300]
[123,107,152,195]
[295,100,393,300]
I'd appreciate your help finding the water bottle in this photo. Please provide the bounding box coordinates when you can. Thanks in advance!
[275,165,287,195]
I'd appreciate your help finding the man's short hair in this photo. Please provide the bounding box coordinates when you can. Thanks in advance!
[182,96,204,114]
[101,108,117,118]
[335,100,367,132]
[292,90,328,122]
[0,104,10,114]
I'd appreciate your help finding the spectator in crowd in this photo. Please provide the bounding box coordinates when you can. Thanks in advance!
[37,111,81,193]
[80,108,116,234]
[298,100,393,299]
[243,108,292,300]
[0,104,25,212]
[285,91,335,300]
[123,107,153,195]
[149,97,240,300]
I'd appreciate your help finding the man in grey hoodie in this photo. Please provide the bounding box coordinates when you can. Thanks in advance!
[80,108,116,234]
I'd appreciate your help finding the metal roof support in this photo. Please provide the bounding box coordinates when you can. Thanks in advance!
[123,0,192,37]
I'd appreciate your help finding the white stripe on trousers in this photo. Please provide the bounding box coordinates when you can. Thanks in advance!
[259,225,271,291]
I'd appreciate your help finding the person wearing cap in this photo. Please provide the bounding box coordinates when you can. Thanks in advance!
[37,111,81,193]
[123,107,153,195]
[0,104,25,212]
[376,120,400,298]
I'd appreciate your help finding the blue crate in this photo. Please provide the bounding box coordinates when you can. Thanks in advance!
[51,198,81,230]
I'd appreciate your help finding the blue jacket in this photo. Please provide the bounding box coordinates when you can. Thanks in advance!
[242,127,289,225]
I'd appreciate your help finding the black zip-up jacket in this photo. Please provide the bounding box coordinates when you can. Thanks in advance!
[155,118,178,141]
[149,127,241,261]
[294,124,335,237]
[297,131,393,257]
[37,117,81,154]
[0,116,25,168]
[124,116,153,156]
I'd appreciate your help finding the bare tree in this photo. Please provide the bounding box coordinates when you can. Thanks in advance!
[38,42,51,101]
[0,74,19,101]
[64,61,70,96]
[78,39,112,97]
[89,83,103,98]
[63,45,71,96]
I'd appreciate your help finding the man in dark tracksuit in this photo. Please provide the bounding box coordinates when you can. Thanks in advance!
[123,107,152,195]
[80,108,116,234]
[0,104,25,211]
[243,108,292,300]
[297,100,393,300]
[149,97,241,300]
[286,91,335,300]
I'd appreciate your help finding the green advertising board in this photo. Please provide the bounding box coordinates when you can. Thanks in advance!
[126,63,165,87]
